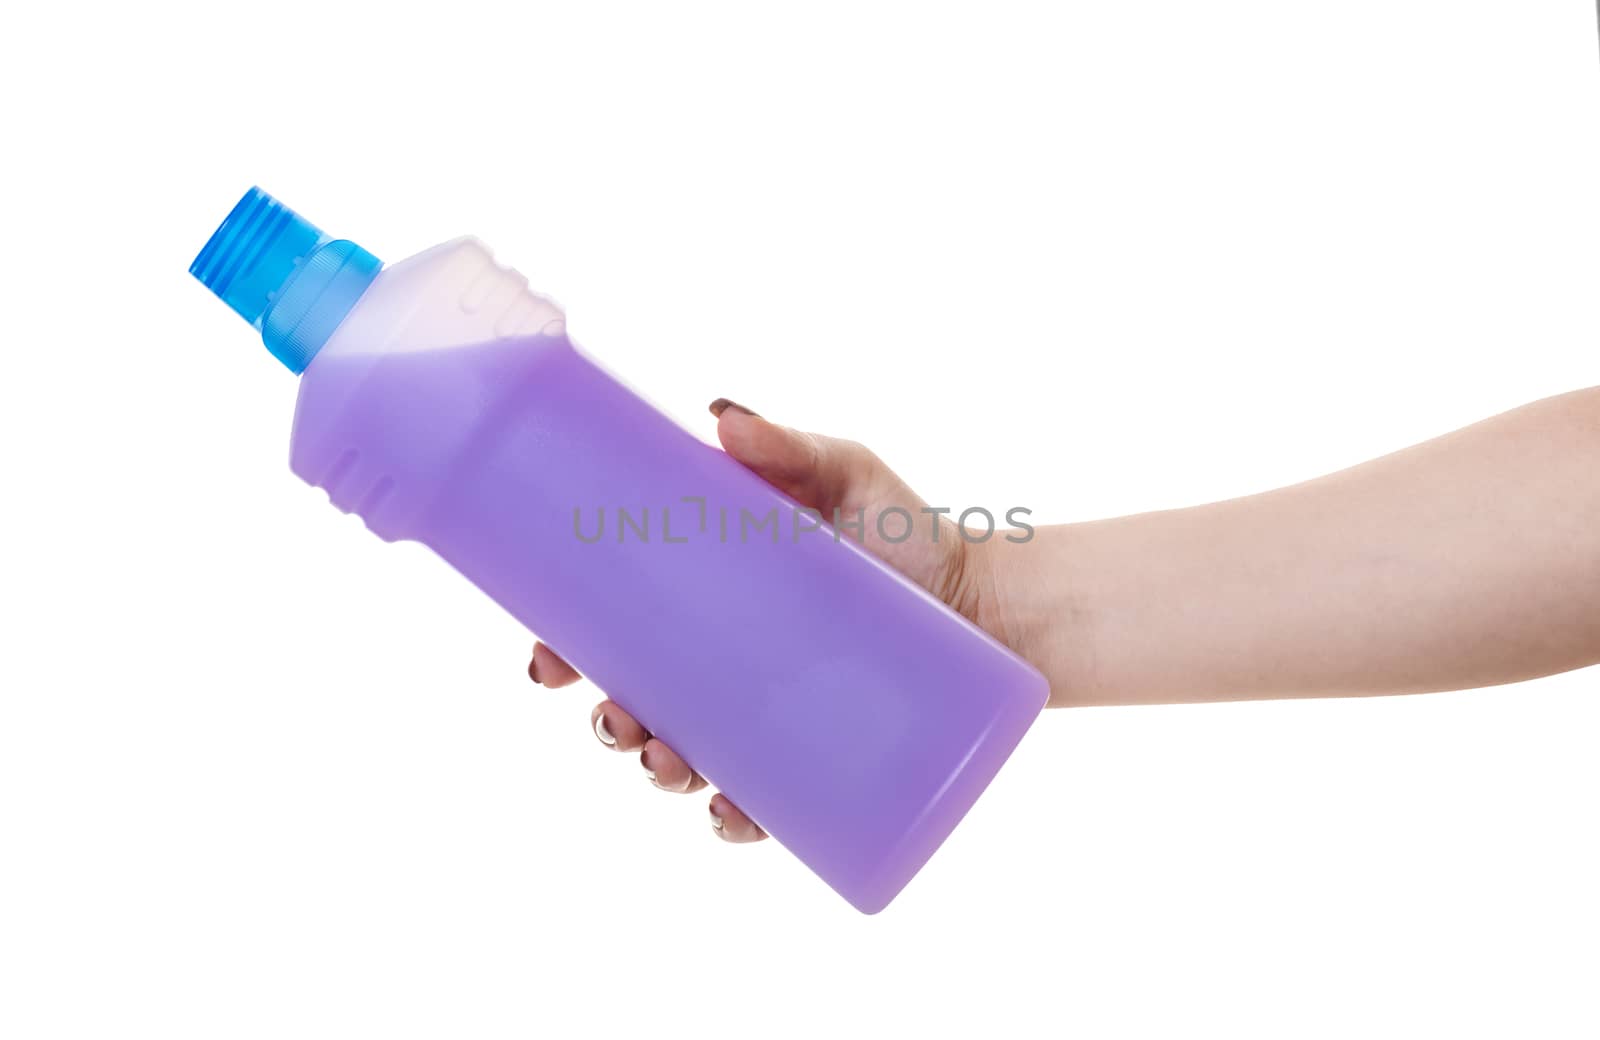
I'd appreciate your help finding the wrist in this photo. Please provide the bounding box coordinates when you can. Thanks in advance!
[975,525,1101,708]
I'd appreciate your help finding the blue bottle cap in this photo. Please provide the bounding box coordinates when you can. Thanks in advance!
[190,187,381,374]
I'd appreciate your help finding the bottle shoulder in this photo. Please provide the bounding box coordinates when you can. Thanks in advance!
[287,237,570,539]
[317,237,566,365]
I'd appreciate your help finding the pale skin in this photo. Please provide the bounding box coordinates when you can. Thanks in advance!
[528,389,1600,842]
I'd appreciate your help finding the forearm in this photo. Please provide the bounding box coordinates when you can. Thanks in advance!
[990,388,1600,707]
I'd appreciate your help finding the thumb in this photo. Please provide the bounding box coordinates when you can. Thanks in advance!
[709,398,880,514]
[707,399,966,607]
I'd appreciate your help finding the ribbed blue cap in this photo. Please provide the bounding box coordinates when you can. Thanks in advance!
[190,188,381,373]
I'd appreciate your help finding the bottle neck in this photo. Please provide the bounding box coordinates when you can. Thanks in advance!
[260,240,381,374]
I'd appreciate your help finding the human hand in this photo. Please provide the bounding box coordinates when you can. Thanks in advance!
[526,398,1006,842]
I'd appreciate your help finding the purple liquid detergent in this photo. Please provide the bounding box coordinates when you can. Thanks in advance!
[190,188,1048,913]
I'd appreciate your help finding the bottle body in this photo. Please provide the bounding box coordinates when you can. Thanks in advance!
[290,238,1048,913]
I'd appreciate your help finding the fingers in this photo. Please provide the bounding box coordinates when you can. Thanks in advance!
[590,703,708,794]
[640,737,708,793]
[528,642,583,688]
[523,492,770,843]
[589,700,649,751]
[588,699,757,841]
[709,792,768,843]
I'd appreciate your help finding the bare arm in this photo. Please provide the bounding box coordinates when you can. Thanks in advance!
[986,387,1600,705]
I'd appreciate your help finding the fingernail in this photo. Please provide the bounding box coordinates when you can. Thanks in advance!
[528,657,541,684]
[593,713,616,747]
[709,398,760,419]
[640,750,657,783]
[710,806,725,832]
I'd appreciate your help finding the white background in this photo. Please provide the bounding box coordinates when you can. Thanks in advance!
[2,2,1598,1037]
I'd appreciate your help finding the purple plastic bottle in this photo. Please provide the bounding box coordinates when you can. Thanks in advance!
[191,189,1049,913]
